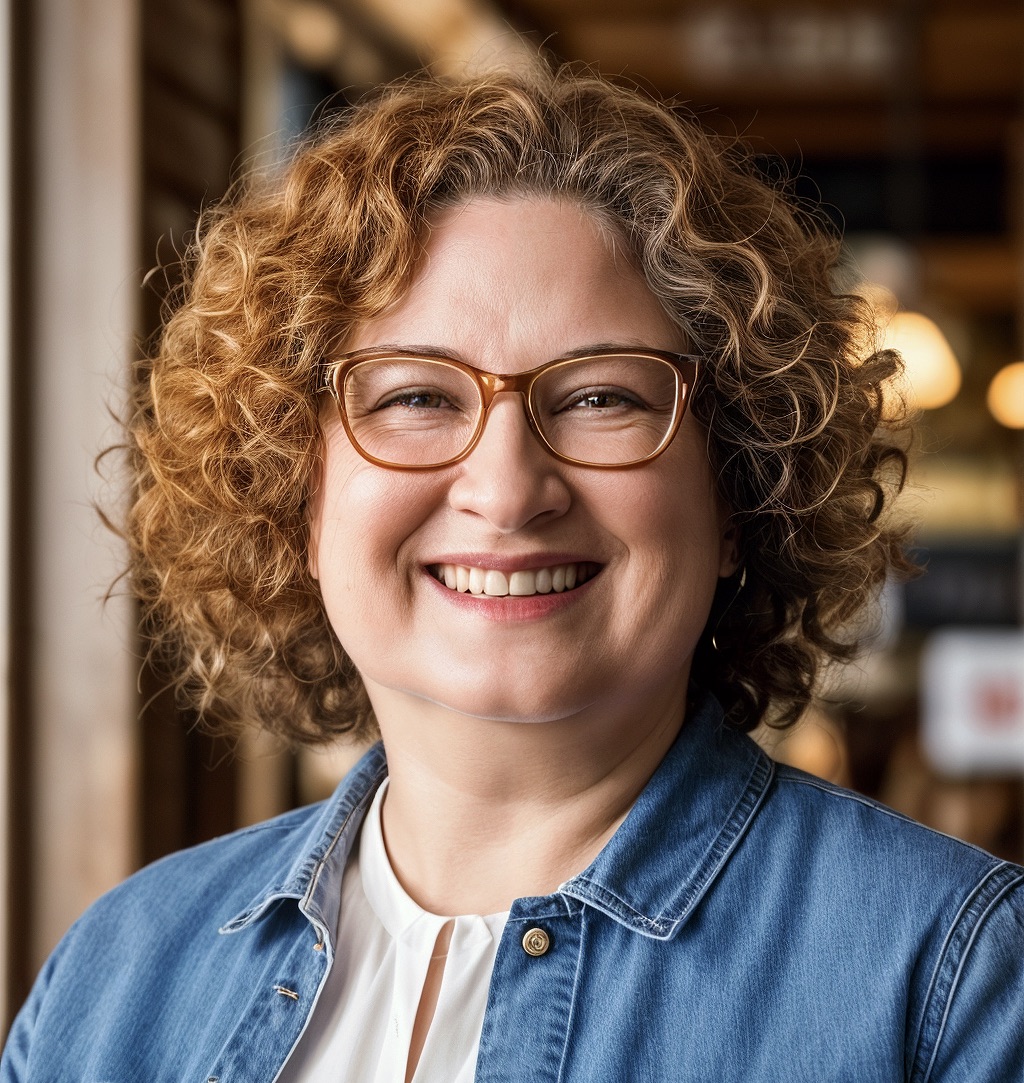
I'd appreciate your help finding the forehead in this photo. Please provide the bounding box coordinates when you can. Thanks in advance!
[345,196,682,363]
[425,195,621,260]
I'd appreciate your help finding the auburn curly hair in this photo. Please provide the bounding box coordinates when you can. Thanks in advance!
[128,62,912,745]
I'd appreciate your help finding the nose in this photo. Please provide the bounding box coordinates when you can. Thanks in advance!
[446,394,572,531]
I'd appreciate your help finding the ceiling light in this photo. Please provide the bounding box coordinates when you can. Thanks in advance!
[986,362,1024,429]
[882,310,961,411]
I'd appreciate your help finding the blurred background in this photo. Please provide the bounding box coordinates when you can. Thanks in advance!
[3,0,1023,1028]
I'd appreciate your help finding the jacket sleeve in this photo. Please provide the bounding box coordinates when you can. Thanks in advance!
[912,868,1024,1083]
[0,935,69,1083]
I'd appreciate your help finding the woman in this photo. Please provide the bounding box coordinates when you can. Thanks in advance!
[4,64,1022,1081]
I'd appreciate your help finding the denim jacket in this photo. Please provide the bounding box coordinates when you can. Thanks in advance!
[4,694,1023,1082]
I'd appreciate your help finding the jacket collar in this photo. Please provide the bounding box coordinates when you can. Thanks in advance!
[222,693,773,946]
[560,692,774,939]
[219,744,387,945]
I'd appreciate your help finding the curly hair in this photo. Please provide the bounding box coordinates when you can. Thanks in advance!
[128,62,912,745]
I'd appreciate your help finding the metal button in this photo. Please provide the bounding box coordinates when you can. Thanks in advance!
[522,927,550,956]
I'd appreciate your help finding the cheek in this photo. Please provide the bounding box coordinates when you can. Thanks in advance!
[310,431,445,611]
[587,437,727,644]
[601,435,725,567]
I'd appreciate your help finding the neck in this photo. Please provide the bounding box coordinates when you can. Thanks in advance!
[370,685,687,916]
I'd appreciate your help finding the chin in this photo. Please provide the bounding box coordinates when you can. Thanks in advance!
[364,668,593,727]
[427,685,591,725]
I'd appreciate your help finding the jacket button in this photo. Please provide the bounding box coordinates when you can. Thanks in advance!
[522,927,550,956]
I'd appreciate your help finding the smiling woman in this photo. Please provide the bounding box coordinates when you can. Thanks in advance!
[129,68,909,747]
[3,61,1022,1083]
[310,198,731,737]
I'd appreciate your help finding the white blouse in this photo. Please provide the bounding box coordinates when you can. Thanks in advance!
[277,780,509,1082]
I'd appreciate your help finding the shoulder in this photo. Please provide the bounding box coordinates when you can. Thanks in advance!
[745,761,1024,1075]
[31,799,331,1000]
[72,741,386,941]
[22,742,382,996]
[739,757,1024,959]
[1,744,388,1080]
[765,770,1023,984]
[765,761,1016,878]
[0,803,327,1081]
[90,800,326,926]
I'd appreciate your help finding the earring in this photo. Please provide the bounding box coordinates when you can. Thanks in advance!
[711,566,747,652]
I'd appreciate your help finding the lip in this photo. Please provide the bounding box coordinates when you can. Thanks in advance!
[422,551,600,573]
[423,567,598,621]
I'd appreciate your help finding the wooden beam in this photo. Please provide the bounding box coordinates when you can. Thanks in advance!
[697,104,1016,158]
[547,9,1023,106]
[918,239,1022,311]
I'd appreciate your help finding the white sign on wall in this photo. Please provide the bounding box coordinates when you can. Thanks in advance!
[922,629,1024,775]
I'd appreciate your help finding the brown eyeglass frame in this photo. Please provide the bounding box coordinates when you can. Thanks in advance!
[319,347,700,470]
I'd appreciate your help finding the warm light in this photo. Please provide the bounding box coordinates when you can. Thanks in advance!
[986,362,1024,429]
[283,1,346,69]
[882,311,961,410]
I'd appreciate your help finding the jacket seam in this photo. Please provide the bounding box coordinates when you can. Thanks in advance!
[777,772,1012,861]
[911,862,1024,1083]
[555,907,588,1083]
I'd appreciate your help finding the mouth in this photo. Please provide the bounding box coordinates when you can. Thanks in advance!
[428,561,601,598]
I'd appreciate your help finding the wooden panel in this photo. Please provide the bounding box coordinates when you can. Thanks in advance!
[23,0,140,989]
[562,20,895,104]
[137,679,240,865]
[145,0,240,117]
[145,77,239,198]
[138,0,244,868]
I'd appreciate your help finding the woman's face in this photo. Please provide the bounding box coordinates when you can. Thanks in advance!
[311,197,736,728]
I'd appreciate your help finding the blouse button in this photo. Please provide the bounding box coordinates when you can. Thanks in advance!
[522,927,551,957]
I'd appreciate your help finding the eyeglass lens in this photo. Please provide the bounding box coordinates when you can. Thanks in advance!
[340,355,683,467]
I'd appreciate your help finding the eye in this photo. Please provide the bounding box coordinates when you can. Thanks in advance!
[561,387,646,411]
[377,387,459,410]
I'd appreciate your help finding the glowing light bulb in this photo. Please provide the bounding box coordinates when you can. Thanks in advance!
[986,362,1024,429]
[882,311,961,411]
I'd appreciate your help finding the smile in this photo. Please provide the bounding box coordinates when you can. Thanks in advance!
[429,562,600,597]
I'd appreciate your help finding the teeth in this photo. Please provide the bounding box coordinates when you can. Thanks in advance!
[508,570,534,596]
[432,562,595,598]
[484,570,509,596]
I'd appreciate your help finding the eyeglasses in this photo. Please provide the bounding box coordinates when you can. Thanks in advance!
[320,348,699,470]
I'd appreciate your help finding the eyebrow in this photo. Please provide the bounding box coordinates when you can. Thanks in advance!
[354,341,664,363]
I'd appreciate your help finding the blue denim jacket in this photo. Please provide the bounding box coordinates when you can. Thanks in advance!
[4,694,1023,1082]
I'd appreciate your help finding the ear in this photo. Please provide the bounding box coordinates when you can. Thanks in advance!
[306,448,327,582]
[718,519,741,578]
[306,504,321,582]
[307,518,320,581]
